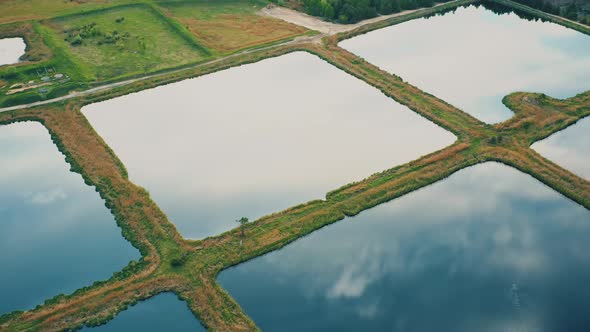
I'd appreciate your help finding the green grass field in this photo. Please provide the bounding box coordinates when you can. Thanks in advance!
[158,0,307,53]
[45,4,209,81]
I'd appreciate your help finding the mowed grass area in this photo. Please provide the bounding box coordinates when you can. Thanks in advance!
[44,4,209,81]
[158,0,308,53]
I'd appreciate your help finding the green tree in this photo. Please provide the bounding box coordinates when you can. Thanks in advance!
[391,0,402,13]
[563,2,578,21]
[236,217,250,238]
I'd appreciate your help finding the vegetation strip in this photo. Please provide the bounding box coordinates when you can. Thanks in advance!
[0,0,589,331]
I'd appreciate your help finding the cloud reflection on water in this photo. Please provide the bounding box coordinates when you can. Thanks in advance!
[532,117,590,181]
[340,5,590,124]
[0,122,139,314]
[219,163,590,331]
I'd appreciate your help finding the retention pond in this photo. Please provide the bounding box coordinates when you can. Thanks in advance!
[340,4,590,123]
[83,51,455,239]
[0,122,139,315]
[219,162,590,331]
[85,293,204,331]
[532,116,590,181]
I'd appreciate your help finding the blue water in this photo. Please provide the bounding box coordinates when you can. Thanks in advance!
[532,116,590,181]
[0,122,139,315]
[85,293,204,331]
[340,4,590,124]
[219,162,590,331]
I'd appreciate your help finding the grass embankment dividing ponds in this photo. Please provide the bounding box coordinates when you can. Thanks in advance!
[0,0,589,331]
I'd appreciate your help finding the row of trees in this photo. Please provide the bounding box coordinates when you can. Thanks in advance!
[298,0,588,25]
[513,0,589,24]
[302,0,453,23]
[513,0,559,15]
[560,1,588,23]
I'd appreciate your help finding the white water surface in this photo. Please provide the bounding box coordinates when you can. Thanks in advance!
[83,52,455,239]
[0,38,26,66]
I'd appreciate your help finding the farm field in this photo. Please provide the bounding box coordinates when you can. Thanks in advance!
[0,0,311,107]
[44,5,208,81]
[0,0,589,331]
[159,0,309,53]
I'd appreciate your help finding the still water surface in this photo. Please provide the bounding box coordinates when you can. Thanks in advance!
[0,38,26,66]
[532,116,590,181]
[0,122,139,315]
[83,51,455,239]
[340,4,590,123]
[219,162,590,331]
[86,293,204,331]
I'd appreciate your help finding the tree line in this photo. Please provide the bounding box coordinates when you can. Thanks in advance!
[294,0,588,25]
[511,0,589,25]
[301,0,454,23]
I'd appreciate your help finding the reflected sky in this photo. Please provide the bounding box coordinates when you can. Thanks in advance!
[218,162,590,331]
[0,38,25,66]
[82,51,455,239]
[0,122,139,315]
[84,293,204,331]
[532,116,590,181]
[340,5,590,124]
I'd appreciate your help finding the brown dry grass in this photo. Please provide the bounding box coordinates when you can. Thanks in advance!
[158,0,308,54]
[179,14,307,53]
